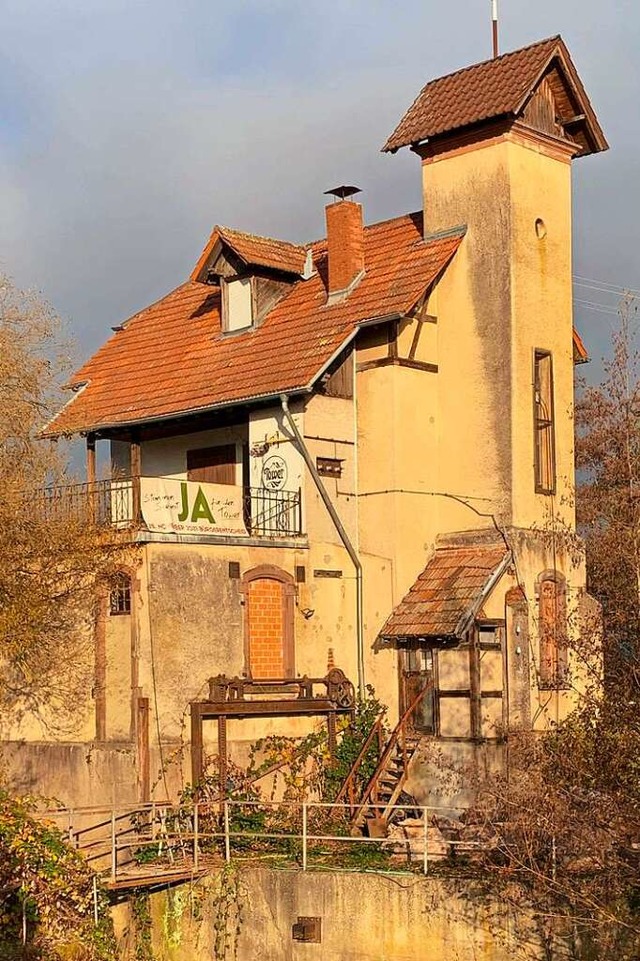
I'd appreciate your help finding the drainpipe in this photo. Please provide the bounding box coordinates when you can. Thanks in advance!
[280,394,365,699]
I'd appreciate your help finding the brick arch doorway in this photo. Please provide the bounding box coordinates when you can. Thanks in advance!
[242,565,296,679]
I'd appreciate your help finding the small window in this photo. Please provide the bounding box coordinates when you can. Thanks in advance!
[316,457,343,478]
[533,350,556,494]
[222,276,253,332]
[477,625,502,648]
[109,573,131,616]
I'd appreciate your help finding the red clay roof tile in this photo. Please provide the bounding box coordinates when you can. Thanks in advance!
[45,213,463,436]
[380,543,510,639]
[190,225,307,281]
[383,35,607,156]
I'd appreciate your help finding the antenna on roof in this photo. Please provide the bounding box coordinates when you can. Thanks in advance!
[491,0,499,58]
[324,185,362,203]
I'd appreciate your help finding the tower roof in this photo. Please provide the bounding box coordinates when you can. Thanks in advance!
[383,35,607,157]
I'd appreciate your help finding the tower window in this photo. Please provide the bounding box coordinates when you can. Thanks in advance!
[533,350,556,494]
[109,573,131,616]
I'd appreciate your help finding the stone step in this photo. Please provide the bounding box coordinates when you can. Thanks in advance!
[383,823,449,860]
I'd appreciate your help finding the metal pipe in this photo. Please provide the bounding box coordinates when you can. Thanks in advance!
[491,0,499,58]
[280,394,365,698]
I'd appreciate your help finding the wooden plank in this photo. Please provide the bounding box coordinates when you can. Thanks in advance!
[356,357,438,374]
[196,698,350,719]
[190,704,204,787]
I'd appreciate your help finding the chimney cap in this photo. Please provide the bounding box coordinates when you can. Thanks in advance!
[324,185,362,202]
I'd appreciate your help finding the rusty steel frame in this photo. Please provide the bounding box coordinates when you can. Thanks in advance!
[190,671,356,792]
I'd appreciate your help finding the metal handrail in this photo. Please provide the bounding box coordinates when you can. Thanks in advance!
[333,712,387,812]
[350,681,434,828]
[41,798,473,887]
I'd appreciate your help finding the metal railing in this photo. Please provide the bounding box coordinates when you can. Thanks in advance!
[31,478,135,527]
[348,683,434,830]
[28,479,303,537]
[41,798,476,887]
[244,486,302,537]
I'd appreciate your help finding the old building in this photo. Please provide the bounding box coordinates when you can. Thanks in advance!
[4,35,607,809]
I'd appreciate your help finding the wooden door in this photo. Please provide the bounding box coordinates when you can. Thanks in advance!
[401,647,435,733]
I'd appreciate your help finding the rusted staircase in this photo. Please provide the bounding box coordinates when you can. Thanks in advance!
[335,684,432,834]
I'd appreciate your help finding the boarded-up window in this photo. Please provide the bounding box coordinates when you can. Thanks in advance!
[534,350,556,493]
[245,575,295,679]
[223,276,253,332]
[539,575,568,688]
[187,445,237,485]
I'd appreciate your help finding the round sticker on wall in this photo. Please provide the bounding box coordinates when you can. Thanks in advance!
[261,454,288,491]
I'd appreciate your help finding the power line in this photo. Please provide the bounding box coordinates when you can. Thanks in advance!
[573,276,640,297]
[574,299,620,317]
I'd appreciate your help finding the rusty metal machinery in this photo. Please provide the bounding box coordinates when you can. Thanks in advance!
[190,669,356,793]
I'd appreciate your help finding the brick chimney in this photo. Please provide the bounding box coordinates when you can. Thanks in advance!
[324,186,365,298]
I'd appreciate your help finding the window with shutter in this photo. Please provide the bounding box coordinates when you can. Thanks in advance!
[186,444,237,485]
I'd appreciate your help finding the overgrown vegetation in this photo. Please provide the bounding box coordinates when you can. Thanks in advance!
[461,299,640,958]
[0,275,125,730]
[0,789,116,960]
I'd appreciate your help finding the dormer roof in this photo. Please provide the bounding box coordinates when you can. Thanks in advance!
[383,35,608,157]
[191,225,307,281]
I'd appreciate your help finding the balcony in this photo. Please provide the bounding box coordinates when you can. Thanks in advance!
[32,477,303,539]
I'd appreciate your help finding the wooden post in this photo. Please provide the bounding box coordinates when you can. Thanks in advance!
[469,630,482,740]
[190,704,203,788]
[86,433,97,522]
[86,434,96,484]
[130,435,141,524]
[94,587,108,742]
[136,696,150,803]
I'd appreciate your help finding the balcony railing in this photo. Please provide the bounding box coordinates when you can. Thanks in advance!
[31,478,303,538]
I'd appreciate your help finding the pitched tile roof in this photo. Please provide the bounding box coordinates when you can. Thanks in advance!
[44,213,463,436]
[383,35,607,156]
[191,226,307,281]
[380,543,510,639]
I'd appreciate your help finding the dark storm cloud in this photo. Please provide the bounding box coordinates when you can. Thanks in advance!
[0,0,637,371]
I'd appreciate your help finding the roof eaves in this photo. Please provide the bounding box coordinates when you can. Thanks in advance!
[40,381,89,438]
[453,550,512,638]
[43,385,314,439]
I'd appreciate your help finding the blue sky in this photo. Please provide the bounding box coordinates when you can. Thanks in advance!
[1,0,638,373]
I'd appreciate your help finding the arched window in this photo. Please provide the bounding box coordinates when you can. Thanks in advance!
[109,572,132,616]
[538,572,568,688]
[242,566,296,679]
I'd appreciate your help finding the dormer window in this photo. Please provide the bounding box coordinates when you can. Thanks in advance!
[222,276,253,332]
